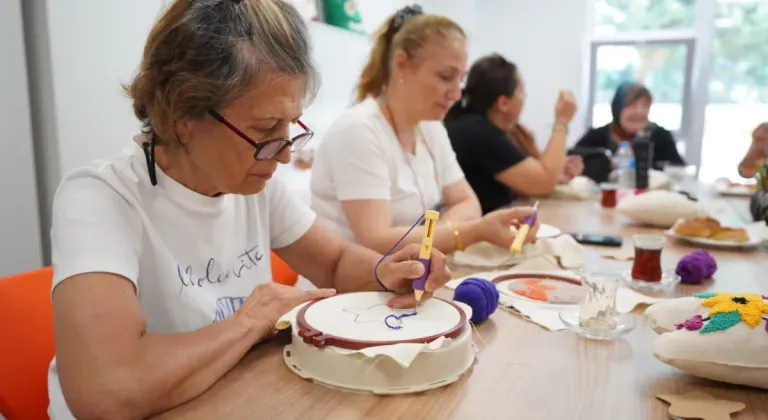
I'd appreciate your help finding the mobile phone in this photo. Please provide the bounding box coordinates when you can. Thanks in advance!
[569,233,623,247]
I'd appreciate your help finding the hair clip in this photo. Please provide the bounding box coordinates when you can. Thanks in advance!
[229,0,245,4]
[392,4,423,31]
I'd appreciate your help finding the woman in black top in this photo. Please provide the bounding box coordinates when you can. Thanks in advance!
[444,54,579,214]
[573,82,685,182]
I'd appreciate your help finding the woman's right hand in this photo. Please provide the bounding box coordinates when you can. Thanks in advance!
[554,90,577,124]
[751,123,768,154]
[470,206,541,249]
[235,283,336,338]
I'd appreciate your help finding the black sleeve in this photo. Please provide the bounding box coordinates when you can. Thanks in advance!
[462,122,528,177]
[652,127,686,166]
[572,126,610,150]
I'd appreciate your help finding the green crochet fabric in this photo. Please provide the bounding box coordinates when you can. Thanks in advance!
[700,311,742,334]
[694,292,717,299]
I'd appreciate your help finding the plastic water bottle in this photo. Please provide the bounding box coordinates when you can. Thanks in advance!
[615,141,635,188]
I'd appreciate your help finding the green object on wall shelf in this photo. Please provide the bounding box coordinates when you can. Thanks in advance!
[323,0,364,34]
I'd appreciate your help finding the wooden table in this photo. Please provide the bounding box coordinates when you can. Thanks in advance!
[157,187,768,420]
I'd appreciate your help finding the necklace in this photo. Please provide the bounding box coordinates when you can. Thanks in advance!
[378,96,440,213]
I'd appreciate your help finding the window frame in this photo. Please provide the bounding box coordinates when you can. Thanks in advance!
[586,36,696,140]
[585,0,722,174]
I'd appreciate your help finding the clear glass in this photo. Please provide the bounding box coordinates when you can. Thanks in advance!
[577,270,620,331]
[699,0,768,182]
[591,43,689,131]
[592,0,696,35]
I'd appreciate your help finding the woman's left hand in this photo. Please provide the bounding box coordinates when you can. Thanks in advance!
[559,155,584,183]
[375,243,452,309]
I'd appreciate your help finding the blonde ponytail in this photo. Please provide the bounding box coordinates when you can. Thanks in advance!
[354,7,464,103]
[355,16,397,103]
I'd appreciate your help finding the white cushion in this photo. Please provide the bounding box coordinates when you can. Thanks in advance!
[617,190,709,228]
[645,293,768,389]
[551,176,597,200]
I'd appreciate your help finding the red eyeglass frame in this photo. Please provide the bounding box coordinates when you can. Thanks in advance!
[207,109,314,160]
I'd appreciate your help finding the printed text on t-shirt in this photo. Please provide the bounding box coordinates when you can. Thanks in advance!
[176,245,264,293]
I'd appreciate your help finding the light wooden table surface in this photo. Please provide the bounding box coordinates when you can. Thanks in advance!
[156,187,768,420]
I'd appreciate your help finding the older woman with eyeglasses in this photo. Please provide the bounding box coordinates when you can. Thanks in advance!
[47,1,451,419]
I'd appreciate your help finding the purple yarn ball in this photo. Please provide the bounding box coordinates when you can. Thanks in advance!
[453,277,499,324]
[675,249,717,285]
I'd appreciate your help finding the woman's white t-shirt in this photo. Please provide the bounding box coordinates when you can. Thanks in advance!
[47,136,316,419]
[310,97,465,241]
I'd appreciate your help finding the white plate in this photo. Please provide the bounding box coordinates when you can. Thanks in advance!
[713,179,757,197]
[664,220,761,249]
[511,223,562,239]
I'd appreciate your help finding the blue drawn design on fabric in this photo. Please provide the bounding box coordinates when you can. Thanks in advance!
[343,304,418,329]
[700,310,741,334]
[694,292,718,299]
[384,312,418,330]
[213,296,246,322]
[177,245,264,293]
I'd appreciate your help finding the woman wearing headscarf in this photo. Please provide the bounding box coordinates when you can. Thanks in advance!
[573,82,685,181]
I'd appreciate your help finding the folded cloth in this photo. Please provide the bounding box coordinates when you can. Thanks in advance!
[446,269,662,331]
[452,234,585,269]
[551,176,597,200]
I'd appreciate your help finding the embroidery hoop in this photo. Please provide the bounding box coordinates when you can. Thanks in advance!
[493,272,583,305]
[297,292,466,350]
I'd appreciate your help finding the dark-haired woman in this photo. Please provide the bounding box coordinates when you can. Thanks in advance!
[311,8,539,255]
[445,54,578,214]
[573,82,685,180]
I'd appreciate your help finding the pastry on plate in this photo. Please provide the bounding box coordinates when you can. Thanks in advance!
[712,227,750,243]
[674,217,721,238]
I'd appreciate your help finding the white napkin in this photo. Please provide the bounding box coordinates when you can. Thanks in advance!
[649,169,672,190]
[551,176,598,200]
[452,235,585,269]
[446,270,662,331]
[277,300,473,368]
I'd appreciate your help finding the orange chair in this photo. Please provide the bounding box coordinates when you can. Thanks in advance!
[271,252,298,286]
[0,267,54,420]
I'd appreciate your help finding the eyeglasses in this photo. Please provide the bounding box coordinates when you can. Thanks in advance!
[208,109,314,160]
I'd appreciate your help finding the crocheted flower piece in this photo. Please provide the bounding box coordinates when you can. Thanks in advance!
[694,292,717,299]
[675,314,704,331]
[700,292,768,328]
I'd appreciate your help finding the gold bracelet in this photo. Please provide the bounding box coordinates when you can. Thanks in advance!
[454,223,465,251]
[553,122,569,134]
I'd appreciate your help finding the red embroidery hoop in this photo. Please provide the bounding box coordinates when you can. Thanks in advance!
[296,294,466,350]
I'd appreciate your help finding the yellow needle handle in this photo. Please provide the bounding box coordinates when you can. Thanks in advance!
[510,224,531,254]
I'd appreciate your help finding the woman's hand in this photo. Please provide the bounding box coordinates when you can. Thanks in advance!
[739,122,768,178]
[559,155,584,183]
[554,91,577,124]
[375,244,452,308]
[235,283,336,337]
[473,206,540,249]
[751,123,768,154]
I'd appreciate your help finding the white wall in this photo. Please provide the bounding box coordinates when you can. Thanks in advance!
[46,0,162,176]
[278,0,589,192]
[470,0,589,147]
[0,0,43,276]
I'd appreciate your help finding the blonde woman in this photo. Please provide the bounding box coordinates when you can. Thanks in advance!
[311,5,539,255]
